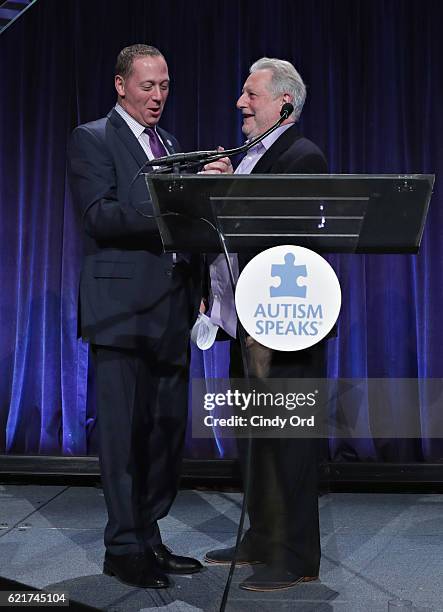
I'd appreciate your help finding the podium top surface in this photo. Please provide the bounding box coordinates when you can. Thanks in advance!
[145,174,435,254]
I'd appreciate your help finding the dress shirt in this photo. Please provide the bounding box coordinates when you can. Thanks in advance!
[114,103,168,160]
[208,123,295,337]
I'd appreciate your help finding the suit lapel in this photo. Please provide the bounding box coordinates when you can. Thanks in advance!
[251,124,301,174]
[157,127,176,154]
[108,109,177,161]
[108,109,148,169]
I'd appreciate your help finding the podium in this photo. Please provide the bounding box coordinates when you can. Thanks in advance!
[145,174,434,255]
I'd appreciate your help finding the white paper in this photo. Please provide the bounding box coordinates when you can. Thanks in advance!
[190,313,219,350]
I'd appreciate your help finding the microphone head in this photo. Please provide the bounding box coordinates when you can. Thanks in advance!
[280,103,294,119]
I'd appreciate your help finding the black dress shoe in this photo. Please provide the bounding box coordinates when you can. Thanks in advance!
[152,544,203,574]
[239,565,318,592]
[103,551,169,588]
[204,545,262,566]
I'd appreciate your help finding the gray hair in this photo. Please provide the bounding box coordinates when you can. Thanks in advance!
[250,57,306,121]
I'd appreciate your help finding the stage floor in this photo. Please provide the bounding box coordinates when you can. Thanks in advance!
[0,485,441,611]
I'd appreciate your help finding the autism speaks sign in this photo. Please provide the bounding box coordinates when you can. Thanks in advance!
[235,245,341,351]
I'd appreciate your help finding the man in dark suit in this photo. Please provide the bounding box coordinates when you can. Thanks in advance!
[204,58,328,592]
[68,44,204,589]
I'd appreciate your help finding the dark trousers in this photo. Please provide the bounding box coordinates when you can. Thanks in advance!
[230,338,326,576]
[91,271,192,555]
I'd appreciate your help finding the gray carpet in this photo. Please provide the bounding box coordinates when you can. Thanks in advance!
[0,485,441,611]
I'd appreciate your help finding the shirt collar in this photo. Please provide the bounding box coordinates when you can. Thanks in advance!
[115,103,161,140]
[247,122,295,152]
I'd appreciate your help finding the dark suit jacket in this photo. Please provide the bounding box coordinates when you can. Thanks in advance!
[251,123,327,175]
[68,108,200,349]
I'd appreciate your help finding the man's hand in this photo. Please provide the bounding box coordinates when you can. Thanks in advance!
[201,146,233,174]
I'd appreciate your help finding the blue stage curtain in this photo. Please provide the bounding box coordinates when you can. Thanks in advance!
[0,0,442,460]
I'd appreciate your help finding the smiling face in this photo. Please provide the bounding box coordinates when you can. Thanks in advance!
[237,69,289,139]
[115,55,169,127]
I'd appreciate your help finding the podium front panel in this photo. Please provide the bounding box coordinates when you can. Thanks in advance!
[146,174,434,254]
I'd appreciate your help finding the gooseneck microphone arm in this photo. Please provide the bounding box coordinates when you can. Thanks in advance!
[142,102,295,173]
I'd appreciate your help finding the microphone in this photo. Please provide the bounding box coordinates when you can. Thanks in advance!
[280,102,294,120]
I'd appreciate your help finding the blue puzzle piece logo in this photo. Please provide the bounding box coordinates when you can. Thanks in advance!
[270,253,307,298]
